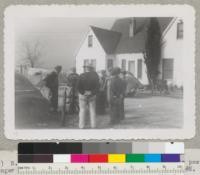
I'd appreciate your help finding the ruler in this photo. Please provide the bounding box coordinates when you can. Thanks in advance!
[1,149,200,175]
[17,163,184,175]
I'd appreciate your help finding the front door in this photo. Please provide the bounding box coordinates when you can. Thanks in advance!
[128,61,135,76]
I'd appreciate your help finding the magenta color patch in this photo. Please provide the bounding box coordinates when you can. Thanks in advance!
[71,154,89,163]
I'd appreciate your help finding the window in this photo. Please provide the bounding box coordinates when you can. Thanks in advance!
[137,59,142,79]
[121,59,126,71]
[128,61,135,76]
[177,20,183,39]
[162,59,174,79]
[88,35,93,47]
[107,59,113,69]
[84,59,96,71]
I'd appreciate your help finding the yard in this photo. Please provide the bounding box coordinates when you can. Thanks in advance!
[15,92,183,129]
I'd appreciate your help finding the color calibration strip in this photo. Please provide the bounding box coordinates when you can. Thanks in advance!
[18,142,184,154]
[18,142,184,163]
[18,154,183,163]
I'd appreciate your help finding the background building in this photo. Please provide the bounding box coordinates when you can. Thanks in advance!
[76,17,184,87]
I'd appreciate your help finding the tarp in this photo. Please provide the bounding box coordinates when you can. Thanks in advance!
[125,73,143,94]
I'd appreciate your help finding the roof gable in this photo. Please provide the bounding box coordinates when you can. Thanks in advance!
[78,18,173,56]
[111,17,173,54]
[90,26,121,54]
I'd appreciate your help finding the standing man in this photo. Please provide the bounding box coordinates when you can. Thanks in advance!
[67,67,79,88]
[120,70,127,120]
[96,70,107,114]
[44,65,62,112]
[109,67,126,124]
[77,63,99,129]
[67,67,79,114]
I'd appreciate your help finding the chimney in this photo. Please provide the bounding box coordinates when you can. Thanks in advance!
[129,18,136,38]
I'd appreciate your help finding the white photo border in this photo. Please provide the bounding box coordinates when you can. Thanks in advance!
[4,4,196,140]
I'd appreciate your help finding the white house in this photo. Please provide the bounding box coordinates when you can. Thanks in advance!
[161,18,184,87]
[76,26,121,74]
[76,17,184,87]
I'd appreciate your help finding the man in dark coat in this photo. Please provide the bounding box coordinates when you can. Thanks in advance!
[109,67,126,124]
[77,63,99,129]
[44,65,62,112]
[96,70,107,114]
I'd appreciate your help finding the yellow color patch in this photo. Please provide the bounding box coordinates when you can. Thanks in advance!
[108,154,126,163]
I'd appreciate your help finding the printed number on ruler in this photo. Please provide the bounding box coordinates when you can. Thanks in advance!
[18,163,184,175]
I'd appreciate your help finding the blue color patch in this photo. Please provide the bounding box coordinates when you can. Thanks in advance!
[144,154,161,162]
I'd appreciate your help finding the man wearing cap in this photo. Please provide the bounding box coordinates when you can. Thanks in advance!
[44,65,62,112]
[77,63,100,129]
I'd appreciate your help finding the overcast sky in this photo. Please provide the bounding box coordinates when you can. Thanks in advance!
[15,17,117,71]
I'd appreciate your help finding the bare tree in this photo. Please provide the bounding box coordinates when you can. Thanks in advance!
[21,40,43,68]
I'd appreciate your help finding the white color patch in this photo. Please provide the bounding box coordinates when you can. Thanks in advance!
[165,142,184,154]
[53,154,71,163]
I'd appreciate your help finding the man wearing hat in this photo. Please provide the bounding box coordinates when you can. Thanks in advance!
[44,65,62,112]
[77,63,100,129]
[109,67,126,124]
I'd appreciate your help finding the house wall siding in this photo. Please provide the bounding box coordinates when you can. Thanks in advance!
[76,29,106,74]
[116,53,149,85]
[161,18,183,87]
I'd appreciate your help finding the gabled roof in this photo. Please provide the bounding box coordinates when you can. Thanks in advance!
[111,17,173,54]
[114,29,147,54]
[90,26,121,54]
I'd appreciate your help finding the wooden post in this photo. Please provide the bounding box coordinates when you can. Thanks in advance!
[61,87,67,126]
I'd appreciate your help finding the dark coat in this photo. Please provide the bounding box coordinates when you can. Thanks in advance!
[44,71,59,110]
[109,75,126,123]
[110,76,126,98]
[77,71,100,96]
[45,71,59,91]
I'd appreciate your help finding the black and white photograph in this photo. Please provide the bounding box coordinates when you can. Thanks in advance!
[4,5,195,139]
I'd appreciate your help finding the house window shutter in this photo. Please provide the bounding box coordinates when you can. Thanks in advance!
[137,59,142,79]
[91,59,96,70]
[162,59,174,80]
[121,59,126,71]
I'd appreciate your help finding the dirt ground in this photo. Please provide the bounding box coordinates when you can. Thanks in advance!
[16,95,183,129]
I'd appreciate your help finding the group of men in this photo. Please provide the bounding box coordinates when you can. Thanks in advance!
[44,63,127,129]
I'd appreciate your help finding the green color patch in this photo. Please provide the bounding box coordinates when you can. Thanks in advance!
[126,154,145,162]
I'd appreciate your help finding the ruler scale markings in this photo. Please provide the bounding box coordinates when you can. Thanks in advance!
[17,163,184,175]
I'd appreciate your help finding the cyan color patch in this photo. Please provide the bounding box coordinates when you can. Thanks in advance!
[144,154,161,162]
